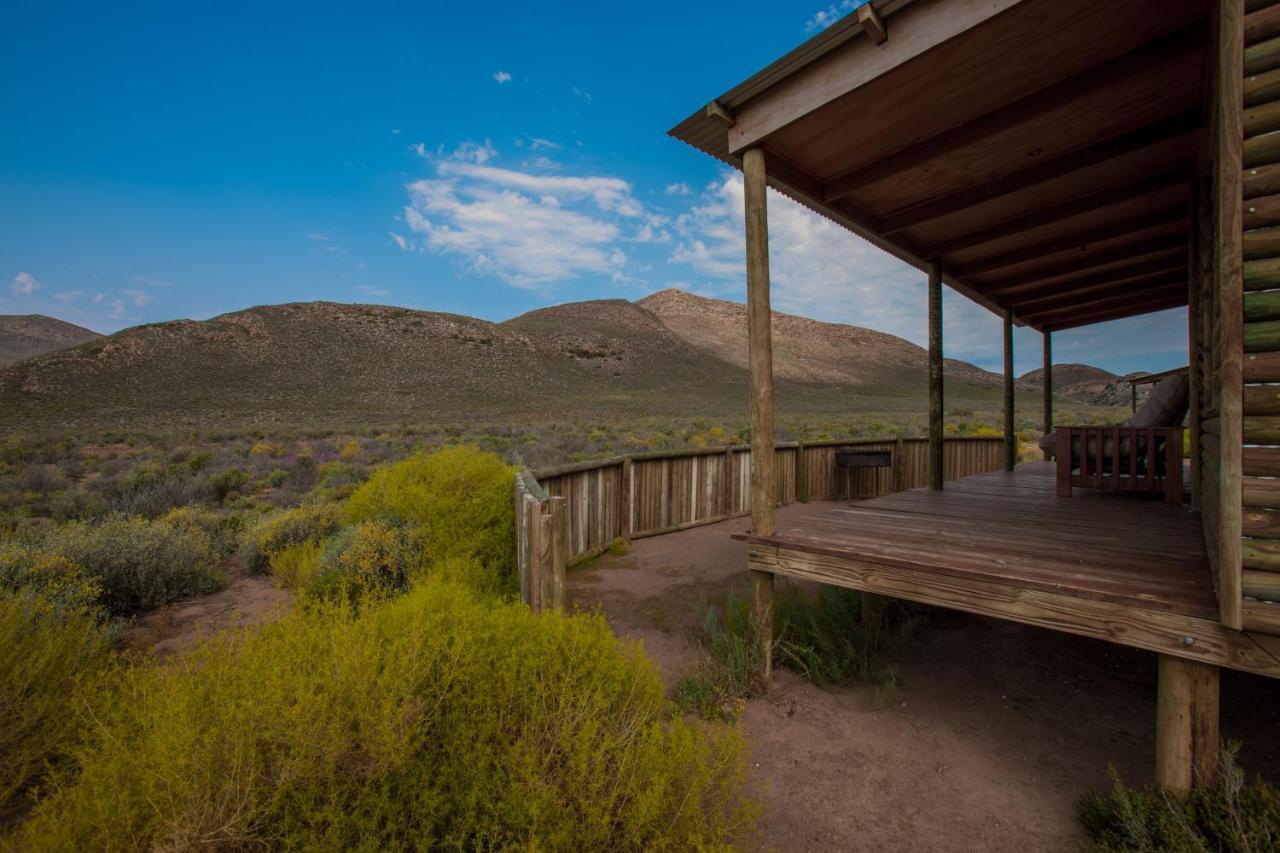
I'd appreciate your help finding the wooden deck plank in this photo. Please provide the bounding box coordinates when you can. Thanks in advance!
[738,462,1221,622]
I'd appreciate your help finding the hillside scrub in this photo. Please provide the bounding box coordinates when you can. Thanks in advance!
[343,445,516,593]
[15,579,756,850]
[240,503,343,574]
[20,515,223,617]
[1079,746,1279,850]
[0,589,110,812]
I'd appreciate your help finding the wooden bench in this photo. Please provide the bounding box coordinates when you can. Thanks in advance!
[835,448,894,500]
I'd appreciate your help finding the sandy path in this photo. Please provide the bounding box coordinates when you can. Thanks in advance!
[568,503,1280,852]
[120,571,293,657]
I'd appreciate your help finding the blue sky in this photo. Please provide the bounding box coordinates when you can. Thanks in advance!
[0,0,1187,376]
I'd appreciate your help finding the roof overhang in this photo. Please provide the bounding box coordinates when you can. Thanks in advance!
[670,0,1209,331]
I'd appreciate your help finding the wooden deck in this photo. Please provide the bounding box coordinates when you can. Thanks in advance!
[741,463,1280,678]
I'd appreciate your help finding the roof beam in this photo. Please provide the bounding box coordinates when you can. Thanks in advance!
[728,0,1024,154]
[1041,293,1188,332]
[857,4,888,45]
[954,205,1188,277]
[921,168,1189,257]
[1022,283,1187,325]
[821,23,1205,204]
[1010,273,1187,317]
[977,238,1188,293]
[984,251,1187,298]
[879,111,1201,235]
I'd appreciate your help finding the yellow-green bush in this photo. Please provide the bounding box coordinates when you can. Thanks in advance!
[48,515,222,616]
[268,540,325,590]
[17,579,755,850]
[160,505,241,559]
[0,590,110,811]
[0,544,101,614]
[240,503,342,574]
[343,446,515,590]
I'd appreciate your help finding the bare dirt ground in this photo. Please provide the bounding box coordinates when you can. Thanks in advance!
[120,569,293,657]
[568,502,1280,853]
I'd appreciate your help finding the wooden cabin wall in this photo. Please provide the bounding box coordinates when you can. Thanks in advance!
[1240,0,1280,635]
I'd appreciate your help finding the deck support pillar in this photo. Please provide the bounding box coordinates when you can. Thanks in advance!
[1155,654,1220,797]
[1042,331,1053,461]
[928,259,944,490]
[1003,308,1015,471]
[743,146,775,689]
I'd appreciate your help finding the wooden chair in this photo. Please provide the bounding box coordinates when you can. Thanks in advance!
[1054,426,1184,503]
[1049,371,1188,503]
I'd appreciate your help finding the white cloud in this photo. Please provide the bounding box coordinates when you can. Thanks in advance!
[389,232,409,251]
[668,172,1006,362]
[10,271,38,297]
[356,285,391,298]
[400,145,646,288]
[410,142,428,158]
[306,232,330,242]
[665,182,691,196]
[121,288,153,307]
[571,86,592,103]
[493,70,512,84]
[52,290,83,304]
[528,137,560,151]
[805,1,858,32]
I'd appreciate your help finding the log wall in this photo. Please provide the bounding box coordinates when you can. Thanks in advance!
[1241,0,1280,634]
[524,436,1005,567]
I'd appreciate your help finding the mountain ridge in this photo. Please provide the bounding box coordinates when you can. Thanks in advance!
[0,314,102,368]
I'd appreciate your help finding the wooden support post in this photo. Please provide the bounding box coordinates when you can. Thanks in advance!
[1003,308,1016,471]
[928,260,945,490]
[1132,383,1138,413]
[893,436,905,493]
[1213,0,1244,630]
[548,496,567,612]
[744,146,776,689]
[796,441,808,501]
[1043,331,1054,461]
[744,147,776,537]
[751,568,774,690]
[1155,654,1220,797]
[1188,181,1201,513]
[526,496,547,614]
[620,457,634,540]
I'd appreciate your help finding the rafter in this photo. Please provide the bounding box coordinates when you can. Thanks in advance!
[1008,270,1188,316]
[822,23,1205,203]
[921,169,1189,257]
[954,205,1188,278]
[984,251,1187,298]
[976,238,1188,293]
[879,111,1201,235]
[1041,293,1188,332]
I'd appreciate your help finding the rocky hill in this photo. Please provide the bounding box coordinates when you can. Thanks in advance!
[639,289,1000,389]
[0,315,101,367]
[0,293,1077,433]
[1017,363,1120,404]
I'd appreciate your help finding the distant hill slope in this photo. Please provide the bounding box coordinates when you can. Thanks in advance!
[1018,363,1120,404]
[0,294,1082,433]
[639,289,1000,389]
[0,315,101,367]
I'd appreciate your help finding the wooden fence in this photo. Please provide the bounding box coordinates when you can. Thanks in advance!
[514,436,1005,607]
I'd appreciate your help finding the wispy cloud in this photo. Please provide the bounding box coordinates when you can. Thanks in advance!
[121,288,153,307]
[665,183,691,196]
[398,143,648,288]
[10,271,38,297]
[306,233,330,242]
[805,1,862,32]
[528,137,560,151]
[52,290,83,304]
[389,232,409,251]
[133,275,172,287]
[571,86,592,103]
[492,70,512,84]
[356,285,391,298]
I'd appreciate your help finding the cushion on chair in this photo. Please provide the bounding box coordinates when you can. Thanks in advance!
[1124,373,1190,428]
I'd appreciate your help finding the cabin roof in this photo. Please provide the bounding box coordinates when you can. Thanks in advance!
[669,0,1210,331]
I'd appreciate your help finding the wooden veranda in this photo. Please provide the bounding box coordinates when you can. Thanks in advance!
[670,0,1280,795]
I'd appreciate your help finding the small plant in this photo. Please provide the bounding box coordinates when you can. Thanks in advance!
[608,537,630,557]
[1079,744,1279,851]
[47,515,222,616]
[241,503,343,574]
[15,579,756,850]
[0,589,110,811]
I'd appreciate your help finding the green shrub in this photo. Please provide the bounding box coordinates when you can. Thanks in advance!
[0,590,111,810]
[774,585,918,686]
[17,579,755,850]
[50,515,222,616]
[0,544,101,614]
[160,505,241,560]
[240,503,342,574]
[343,446,515,590]
[301,521,417,603]
[674,591,765,720]
[268,540,326,590]
[1079,745,1279,851]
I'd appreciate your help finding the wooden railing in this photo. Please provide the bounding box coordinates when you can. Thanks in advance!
[514,437,1005,605]
[1055,426,1183,504]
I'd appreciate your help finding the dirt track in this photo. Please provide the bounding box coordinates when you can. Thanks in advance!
[567,503,1280,852]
